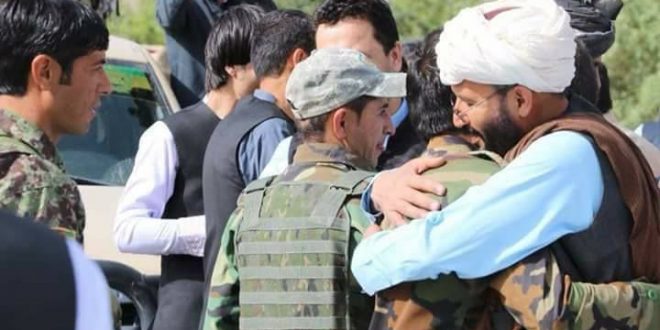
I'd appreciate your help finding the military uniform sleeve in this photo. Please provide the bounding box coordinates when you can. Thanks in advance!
[0,155,85,242]
[202,208,243,330]
[565,281,660,329]
[345,197,376,330]
[491,249,660,329]
[490,248,660,329]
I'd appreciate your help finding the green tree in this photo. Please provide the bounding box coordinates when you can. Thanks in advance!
[389,0,479,40]
[276,0,321,14]
[276,0,479,39]
[107,0,164,45]
[603,0,660,127]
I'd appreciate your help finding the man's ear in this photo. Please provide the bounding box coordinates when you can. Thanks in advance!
[225,65,238,79]
[289,48,308,68]
[511,85,534,118]
[31,54,60,91]
[330,108,349,141]
[388,41,403,72]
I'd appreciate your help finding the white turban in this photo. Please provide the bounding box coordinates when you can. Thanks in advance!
[436,0,576,93]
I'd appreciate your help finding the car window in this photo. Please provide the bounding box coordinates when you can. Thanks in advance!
[58,60,173,186]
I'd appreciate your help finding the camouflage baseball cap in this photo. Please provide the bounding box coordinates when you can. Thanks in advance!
[286,48,407,120]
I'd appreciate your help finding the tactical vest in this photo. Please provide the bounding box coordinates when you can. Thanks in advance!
[235,168,372,330]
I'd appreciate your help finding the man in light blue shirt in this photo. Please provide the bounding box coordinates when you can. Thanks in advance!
[352,0,658,297]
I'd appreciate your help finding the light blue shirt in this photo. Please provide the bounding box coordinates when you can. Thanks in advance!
[259,136,293,179]
[391,99,408,128]
[351,131,604,295]
[237,90,295,183]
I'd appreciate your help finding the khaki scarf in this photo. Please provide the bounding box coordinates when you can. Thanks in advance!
[505,112,660,282]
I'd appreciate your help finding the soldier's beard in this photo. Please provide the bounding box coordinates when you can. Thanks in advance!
[481,102,524,157]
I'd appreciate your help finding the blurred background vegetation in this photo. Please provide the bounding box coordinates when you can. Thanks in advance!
[108,0,659,128]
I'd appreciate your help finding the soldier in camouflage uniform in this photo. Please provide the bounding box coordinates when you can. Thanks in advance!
[201,47,406,330]
[369,29,660,330]
[0,0,111,243]
[367,28,504,330]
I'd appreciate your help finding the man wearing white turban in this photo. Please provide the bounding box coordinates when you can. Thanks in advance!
[351,0,660,327]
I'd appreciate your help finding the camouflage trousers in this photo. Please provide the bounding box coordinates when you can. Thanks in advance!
[370,249,660,330]
[370,275,492,330]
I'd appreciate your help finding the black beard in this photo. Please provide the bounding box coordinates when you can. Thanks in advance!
[481,102,524,156]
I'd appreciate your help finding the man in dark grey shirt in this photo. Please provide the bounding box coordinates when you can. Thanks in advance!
[202,9,315,281]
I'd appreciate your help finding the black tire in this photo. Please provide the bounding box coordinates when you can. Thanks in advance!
[96,260,158,330]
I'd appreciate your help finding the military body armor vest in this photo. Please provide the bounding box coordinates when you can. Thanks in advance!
[235,168,371,330]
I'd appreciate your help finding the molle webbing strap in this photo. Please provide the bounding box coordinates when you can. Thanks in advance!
[237,240,345,256]
[240,291,344,304]
[238,217,348,231]
[240,317,347,330]
[238,266,344,280]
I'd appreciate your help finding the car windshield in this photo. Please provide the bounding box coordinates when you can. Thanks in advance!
[58,60,172,186]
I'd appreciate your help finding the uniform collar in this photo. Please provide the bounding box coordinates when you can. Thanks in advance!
[293,142,375,171]
[425,135,475,155]
[0,109,62,167]
[253,89,277,104]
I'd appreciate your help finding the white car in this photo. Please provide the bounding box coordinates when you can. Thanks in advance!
[58,36,180,275]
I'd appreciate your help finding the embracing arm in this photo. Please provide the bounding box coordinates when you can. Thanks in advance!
[351,131,604,295]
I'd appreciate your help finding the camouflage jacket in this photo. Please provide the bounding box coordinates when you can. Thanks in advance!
[202,142,375,330]
[0,109,85,242]
[371,136,504,330]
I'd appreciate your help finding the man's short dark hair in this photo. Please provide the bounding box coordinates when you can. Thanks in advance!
[205,5,265,91]
[0,0,109,96]
[407,28,456,141]
[314,0,400,54]
[295,95,374,142]
[250,10,315,79]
